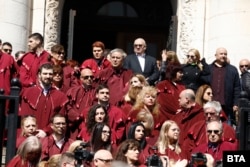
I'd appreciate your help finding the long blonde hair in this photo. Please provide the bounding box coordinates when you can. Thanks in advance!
[156,120,181,154]
[132,86,159,117]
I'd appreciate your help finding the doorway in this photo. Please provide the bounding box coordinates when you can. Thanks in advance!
[61,0,173,64]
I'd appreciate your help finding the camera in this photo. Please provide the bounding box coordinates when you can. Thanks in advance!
[188,152,207,167]
[74,142,94,166]
[146,146,164,167]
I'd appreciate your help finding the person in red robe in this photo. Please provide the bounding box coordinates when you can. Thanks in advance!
[66,68,97,139]
[183,101,236,159]
[40,114,73,161]
[192,120,237,163]
[6,136,42,167]
[80,41,111,76]
[95,84,126,149]
[18,33,50,88]
[78,104,109,141]
[172,89,205,146]
[127,86,165,142]
[0,50,19,95]
[96,48,133,106]
[155,120,188,166]
[19,63,69,138]
[156,63,186,120]
[48,44,79,92]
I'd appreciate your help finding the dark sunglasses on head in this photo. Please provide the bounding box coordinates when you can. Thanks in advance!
[207,130,220,134]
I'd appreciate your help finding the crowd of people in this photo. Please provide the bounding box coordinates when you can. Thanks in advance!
[1,33,250,167]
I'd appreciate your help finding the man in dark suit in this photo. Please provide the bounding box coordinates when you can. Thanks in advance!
[123,38,159,85]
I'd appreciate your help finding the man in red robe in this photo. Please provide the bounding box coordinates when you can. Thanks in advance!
[183,101,236,158]
[172,89,205,145]
[80,41,111,76]
[192,120,237,163]
[20,63,69,138]
[66,68,96,138]
[96,48,133,106]
[19,33,50,88]
[95,84,126,148]
[40,114,73,161]
[0,50,19,95]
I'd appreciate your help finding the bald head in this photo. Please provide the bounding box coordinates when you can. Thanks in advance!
[80,68,94,88]
[215,47,228,66]
[239,58,250,73]
[94,149,113,167]
[179,89,196,108]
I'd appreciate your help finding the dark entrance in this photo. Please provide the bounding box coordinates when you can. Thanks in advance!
[61,0,173,64]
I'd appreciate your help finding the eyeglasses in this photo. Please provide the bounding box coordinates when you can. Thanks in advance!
[82,75,94,80]
[53,122,66,126]
[205,112,216,116]
[3,49,12,53]
[207,130,220,134]
[96,158,113,163]
[240,65,249,68]
[58,51,65,55]
[53,72,63,76]
[186,55,195,59]
[102,130,110,134]
[134,44,143,48]
[206,92,212,96]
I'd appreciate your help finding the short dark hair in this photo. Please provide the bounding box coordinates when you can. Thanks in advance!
[29,33,44,45]
[2,42,12,48]
[96,84,109,93]
[38,62,53,74]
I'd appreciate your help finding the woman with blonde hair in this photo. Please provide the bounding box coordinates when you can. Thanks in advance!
[155,120,188,165]
[16,115,39,148]
[121,74,148,116]
[182,48,210,92]
[7,136,42,167]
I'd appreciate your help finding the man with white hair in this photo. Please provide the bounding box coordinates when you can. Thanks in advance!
[93,149,113,167]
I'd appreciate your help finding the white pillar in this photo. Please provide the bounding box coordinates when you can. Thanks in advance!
[32,0,46,35]
[0,0,32,54]
[204,0,250,70]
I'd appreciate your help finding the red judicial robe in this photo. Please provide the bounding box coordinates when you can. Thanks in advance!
[19,50,49,88]
[156,80,186,120]
[163,147,188,162]
[106,104,127,148]
[192,141,237,162]
[81,58,111,76]
[66,85,96,138]
[40,135,73,161]
[6,155,37,167]
[97,67,133,106]
[172,103,205,146]
[0,51,19,95]
[20,85,68,134]
[183,120,236,158]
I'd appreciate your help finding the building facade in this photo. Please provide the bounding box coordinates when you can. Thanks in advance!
[0,0,250,70]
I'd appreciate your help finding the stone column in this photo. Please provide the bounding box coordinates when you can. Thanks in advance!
[44,0,65,51]
[0,0,31,54]
[176,0,206,63]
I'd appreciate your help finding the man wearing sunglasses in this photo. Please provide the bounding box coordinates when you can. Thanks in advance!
[1,42,13,55]
[183,101,236,159]
[192,120,237,163]
[239,58,250,100]
[66,68,97,139]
